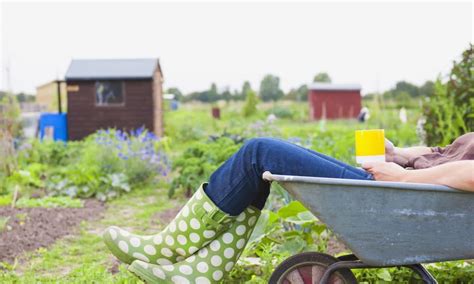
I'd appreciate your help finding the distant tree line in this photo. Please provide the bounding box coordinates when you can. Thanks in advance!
[165,72,333,103]
[0,91,35,103]
[363,80,435,108]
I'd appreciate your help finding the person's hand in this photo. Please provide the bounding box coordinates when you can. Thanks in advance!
[384,138,409,167]
[362,161,408,182]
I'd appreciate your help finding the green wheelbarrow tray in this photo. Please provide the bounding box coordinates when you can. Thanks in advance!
[263,171,474,266]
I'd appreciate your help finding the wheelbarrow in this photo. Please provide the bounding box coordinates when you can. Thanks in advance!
[262,171,474,284]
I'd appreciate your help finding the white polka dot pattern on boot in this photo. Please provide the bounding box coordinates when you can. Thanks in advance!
[189,246,198,254]
[236,225,246,235]
[176,248,186,256]
[182,206,189,217]
[248,216,257,226]
[132,252,150,262]
[144,245,156,255]
[190,233,200,243]
[153,267,165,279]
[161,248,172,257]
[153,235,163,245]
[236,212,246,222]
[236,238,245,249]
[108,229,117,240]
[224,248,234,258]
[178,220,187,232]
[157,258,172,265]
[185,255,196,263]
[210,240,220,251]
[165,235,175,245]
[213,270,223,281]
[169,221,176,233]
[195,191,203,200]
[222,232,233,244]
[225,261,234,272]
[197,262,209,273]
[198,248,208,258]
[203,202,213,212]
[126,205,261,284]
[171,275,190,284]
[177,235,187,245]
[203,230,215,238]
[130,237,140,247]
[195,277,211,284]
[118,241,129,253]
[190,218,200,230]
[179,264,193,275]
[211,255,222,266]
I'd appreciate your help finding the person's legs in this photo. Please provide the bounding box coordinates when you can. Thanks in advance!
[106,136,373,280]
[206,137,373,215]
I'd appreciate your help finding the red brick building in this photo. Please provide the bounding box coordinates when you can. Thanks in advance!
[308,83,361,120]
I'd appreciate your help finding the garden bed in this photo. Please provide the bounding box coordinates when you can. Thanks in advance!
[0,200,104,263]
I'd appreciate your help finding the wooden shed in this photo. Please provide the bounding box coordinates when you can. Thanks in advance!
[65,58,164,140]
[308,83,361,120]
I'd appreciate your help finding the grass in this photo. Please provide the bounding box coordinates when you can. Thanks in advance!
[1,101,468,282]
[0,183,184,283]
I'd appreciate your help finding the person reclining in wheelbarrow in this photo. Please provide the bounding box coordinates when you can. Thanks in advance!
[103,132,474,283]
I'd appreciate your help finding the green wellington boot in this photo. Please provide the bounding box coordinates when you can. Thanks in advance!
[103,184,235,265]
[128,206,261,284]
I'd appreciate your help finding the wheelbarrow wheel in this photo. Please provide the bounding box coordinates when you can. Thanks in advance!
[269,252,357,284]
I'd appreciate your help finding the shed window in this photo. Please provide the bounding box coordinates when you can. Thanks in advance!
[95,81,124,106]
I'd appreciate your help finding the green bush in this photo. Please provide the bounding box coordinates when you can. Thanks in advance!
[243,90,259,117]
[423,44,473,145]
[6,128,170,202]
[170,137,241,197]
[267,106,295,119]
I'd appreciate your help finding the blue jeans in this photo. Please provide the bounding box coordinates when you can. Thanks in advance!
[205,137,373,215]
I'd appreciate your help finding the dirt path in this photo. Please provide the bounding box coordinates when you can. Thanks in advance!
[0,200,104,263]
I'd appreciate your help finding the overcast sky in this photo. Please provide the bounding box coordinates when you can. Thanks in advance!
[1,1,472,95]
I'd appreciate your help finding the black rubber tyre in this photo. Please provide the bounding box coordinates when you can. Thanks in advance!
[269,252,358,284]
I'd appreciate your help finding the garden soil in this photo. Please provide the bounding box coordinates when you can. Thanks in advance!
[0,200,104,263]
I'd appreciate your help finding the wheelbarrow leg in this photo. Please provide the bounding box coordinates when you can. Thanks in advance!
[318,260,366,284]
[404,264,438,284]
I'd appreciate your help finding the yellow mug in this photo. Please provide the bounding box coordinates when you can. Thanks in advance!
[355,129,385,164]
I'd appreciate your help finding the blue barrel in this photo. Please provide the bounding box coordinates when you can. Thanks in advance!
[170,100,179,111]
[39,113,68,141]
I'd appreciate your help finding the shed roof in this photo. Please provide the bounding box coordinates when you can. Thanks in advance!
[65,58,161,80]
[309,83,361,91]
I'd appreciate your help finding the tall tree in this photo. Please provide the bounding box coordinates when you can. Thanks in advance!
[286,84,308,101]
[313,72,332,83]
[241,81,252,99]
[393,81,420,97]
[259,74,284,102]
[166,87,183,101]
[419,81,435,97]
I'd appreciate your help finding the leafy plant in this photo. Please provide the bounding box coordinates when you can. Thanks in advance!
[170,137,241,197]
[16,196,83,208]
[423,44,473,145]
